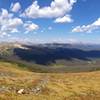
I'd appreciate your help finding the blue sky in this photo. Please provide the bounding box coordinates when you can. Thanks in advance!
[0,0,100,44]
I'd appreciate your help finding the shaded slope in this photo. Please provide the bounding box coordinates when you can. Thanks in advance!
[13,46,100,65]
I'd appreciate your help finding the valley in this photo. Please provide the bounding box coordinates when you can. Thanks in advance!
[0,43,100,100]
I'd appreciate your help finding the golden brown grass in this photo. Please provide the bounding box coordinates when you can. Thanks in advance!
[0,61,100,100]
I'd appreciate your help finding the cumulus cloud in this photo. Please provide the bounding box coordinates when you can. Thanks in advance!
[54,15,73,23]
[11,2,21,12]
[25,23,39,32]
[0,0,76,37]
[0,9,17,35]
[0,5,39,36]
[1,9,9,18]
[22,0,76,21]
[11,28,19,33]
[0,16,23,34]
[72,18,100,33]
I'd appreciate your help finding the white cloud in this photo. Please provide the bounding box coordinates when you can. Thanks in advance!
[22,0,76,20]
[8,18,23,28]
[0,6,40,36]
[0,8,23,36]
[0,0,76,37]
[72,18,100,33]
[11,2,21,13]
[93,18,100,26]
[0,32,7,36]
[1,9,9,18]
[54,15,73,23]
[11,28,19,33]
[0,17,23,33]
[24,22,39,32]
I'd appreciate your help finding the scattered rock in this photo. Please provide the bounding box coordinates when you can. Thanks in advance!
[17,89,24,94]
[32,86,42,94]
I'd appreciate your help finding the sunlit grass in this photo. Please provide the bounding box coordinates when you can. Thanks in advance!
[0,61,100,100]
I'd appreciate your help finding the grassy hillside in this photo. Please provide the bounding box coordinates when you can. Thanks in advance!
[0,61,100,100]
[1,43,100,99]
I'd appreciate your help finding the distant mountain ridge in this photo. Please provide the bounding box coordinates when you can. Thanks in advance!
[0,42,100,72]
[0,43,100,64]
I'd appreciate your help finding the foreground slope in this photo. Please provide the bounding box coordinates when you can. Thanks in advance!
[0,61,100,100]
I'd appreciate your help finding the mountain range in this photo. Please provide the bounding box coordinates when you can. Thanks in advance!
[0,42,100,72]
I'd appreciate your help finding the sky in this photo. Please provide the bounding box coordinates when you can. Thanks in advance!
[0,0,100,44]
